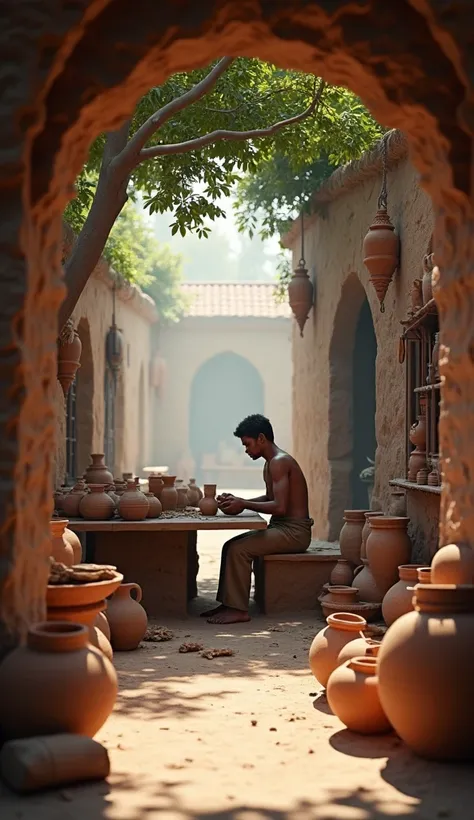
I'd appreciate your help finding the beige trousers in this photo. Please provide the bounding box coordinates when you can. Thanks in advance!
[216,516,313,612]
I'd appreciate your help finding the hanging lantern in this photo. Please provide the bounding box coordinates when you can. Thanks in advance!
[105,282,124,373]
[57,319,82,397]
[288,209,314,337]
[363,133,400,313]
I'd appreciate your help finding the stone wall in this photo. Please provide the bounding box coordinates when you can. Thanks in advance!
[284,136,438,542]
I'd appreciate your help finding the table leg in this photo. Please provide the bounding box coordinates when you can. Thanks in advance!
[187,531,199,601]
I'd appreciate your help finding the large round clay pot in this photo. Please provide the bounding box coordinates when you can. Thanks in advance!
[337,637,381,666]
[50,519,74,566]
[187,479,202,506]
[118,480,149,521]
[0,622,117,740]
[382,564,424,627]
[62,481,87,518]
[327,656,391,735]
[106,583,148,651]
[145,492,162,518]
[64,526,82,563]
[352,559,383,603]
[161,476,178,511]
[365,517,411,598]
[47,600,113,662]
[175,480,189,509]
[361,512,384,560]
[79,484,115,520]
[431,543,474,585]
[85,454,113,486]
[199,484,218,516]
[378,585,474,760]
[329,559,353,586]
[149,474,164,499]
[417,567,431,584]
[339,510,369,568]
[308,612,367,688]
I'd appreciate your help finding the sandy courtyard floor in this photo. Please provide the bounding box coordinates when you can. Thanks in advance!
[0,514,471,819]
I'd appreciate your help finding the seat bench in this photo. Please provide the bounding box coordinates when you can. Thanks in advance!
[253,541,340,615]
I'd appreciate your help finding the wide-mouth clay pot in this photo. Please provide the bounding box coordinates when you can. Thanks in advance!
[47,571,123,609]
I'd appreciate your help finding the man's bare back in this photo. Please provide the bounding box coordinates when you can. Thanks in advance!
[262,448,309,520]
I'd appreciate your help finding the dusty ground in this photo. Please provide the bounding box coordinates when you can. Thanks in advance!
[0,509,472,819]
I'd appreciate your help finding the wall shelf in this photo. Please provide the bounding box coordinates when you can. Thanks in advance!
[390,478,441,496]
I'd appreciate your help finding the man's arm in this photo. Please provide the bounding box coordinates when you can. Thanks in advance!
[220,459,289,516]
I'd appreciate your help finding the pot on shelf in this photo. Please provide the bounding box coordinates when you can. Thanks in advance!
[409,415,426,449]
[308,612,367,688]
[175,480,189,509]
[118,480,149,521]
[408,449,427,482]
[79,484,115,520]
[199,484,218,516]
[85,454,113,486]
[327,655,391,735]
[365,517,411,598]
[161,476,178,511]
[339,510,369,568]
[382,564,425,626]
[149,474,164,500]
[106,583,148,651]
[62,480,87,518]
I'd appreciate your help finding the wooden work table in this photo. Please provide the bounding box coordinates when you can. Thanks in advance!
[68,512,266,617]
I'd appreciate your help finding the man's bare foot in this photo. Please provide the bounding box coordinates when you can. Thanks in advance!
[207,607,251,624]
[200,604,224,618]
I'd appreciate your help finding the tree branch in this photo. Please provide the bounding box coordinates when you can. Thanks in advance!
[140,80,326,160]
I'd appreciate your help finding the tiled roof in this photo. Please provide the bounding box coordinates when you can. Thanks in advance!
[181,282,290,319]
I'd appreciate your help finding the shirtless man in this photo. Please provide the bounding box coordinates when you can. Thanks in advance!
[203,414,313,625]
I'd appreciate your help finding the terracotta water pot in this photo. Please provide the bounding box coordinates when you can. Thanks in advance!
[382,564,425,626]
[47,600,113,662]
[431,543,474,585]
[175,480,189,509]
[106,583,148,651]
[57,324,82,397]
[361,512,384,560]
[199,484,218,516]
[145,492,162,518]
[149,474,164,499]
[417,567,431,584]
[337,637,381,667]
[85,454,113,486]
[62,480,87,518]
[366,517,411,598]
[378,584,474,760]
[187,479,201,507]
[362,208,399,309]
[352,559,383,603]
[409,415,426,449]
[339,510,369,567]
[50,519,74,566]
[161,476,178,511]
[329,559,353,587]
[408,449,427,482]
[79,484,115,520]
[118,479,149,521]
[0,622,117,740]
[327,656,391,735]
[288,260,314,337]
[308,612,367,688]
[64,526,82,564]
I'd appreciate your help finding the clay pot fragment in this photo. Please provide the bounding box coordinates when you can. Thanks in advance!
[106,583,148,651]
[308,612,367,688]
[199,484,218,516]
[327,656,391,735]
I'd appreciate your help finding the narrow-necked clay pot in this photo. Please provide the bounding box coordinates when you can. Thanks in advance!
[145,492,162,518]
[50,519,74,566]
[382,564,425,627]
[106,583,148,651]
[199,484,218,516]
[337,637,381,667]
[339,510,369,567]
[417,567,431,584]
[327,656,391,735]
[330,559,353,586]
[431,543,474,585]
[118,480,149,521]
[79,484,115,520]
[175,480,189,509]
[187,479,202,506]
[62,480,87,518]
[365,517,411,598]
[149,474,164,499]
[361,512,384,560]
[378,584,474,760]
[352,559,382,603]
[85,454,113,486]
[308,612,367,688]
[0,622,117,740]
[161,476,178,511]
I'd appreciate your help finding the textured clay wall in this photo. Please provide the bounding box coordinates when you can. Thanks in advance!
[155,316,292,477]
[288,152,435,540]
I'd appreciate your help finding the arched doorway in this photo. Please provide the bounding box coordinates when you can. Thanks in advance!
[327,275,377,539]
[189,352,264,479]
[75,318,94,477]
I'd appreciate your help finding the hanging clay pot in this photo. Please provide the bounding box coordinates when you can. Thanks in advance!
[145,492,162,518]
[339,510,369,568]
[149,474,164,500]
[378,584,474,760]
[382,564,425,627]
[365,516,411,598]
[352,560,383,603]
[361,512,384,560]
[0,622,117,740]
[50,519,74,566]
[161,476,178,511]
[431,543,474,585]
[409,415,426,449]
[175,480,189,509]
[308,612,367,688]
[62,481,87,518]
[106,583,148,651]
[362,208,399,311]
[118,480,149,521]
[288,260,314,338]
[187,478,201,507]
[337,637,381,667]
[421,252,434,304]
[408,449,426,482]
[329,559,353,587]
[327,656,391,735]
[199,484,218,516]
[57,321,82,398]
[389,490,406,518]
[85,454,113,486]
[79,484,115,520]
[64,526,82,564]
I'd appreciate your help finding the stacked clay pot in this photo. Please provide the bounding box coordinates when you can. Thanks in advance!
[0,622,117,740]
[145,492,162,518]
[339,510,369,568]
[106,583,148,650]
[378,584,474,760]
[161,476,178,511]
[321,586,359,617]
[50,519,74,566]
[382,564,424,627]
[199,484,219,516]
[365,516,411,598]
[360,511,384,560]
[118,479,149,521]
[337,637,381,667]
[62,479,87,517]
[327,656,391,735]
[187,478,202,506]
[85,454,113,486]
[431,543,474,585]
[329,559,353,587]
[79,484,115,520]
[417,566,431,584]
[309,612,367,688]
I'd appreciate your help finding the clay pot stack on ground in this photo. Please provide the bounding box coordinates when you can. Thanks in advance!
[106,582,148,651]
[199,484,219,516]
[327,656,391,735]
[309,612,368,688]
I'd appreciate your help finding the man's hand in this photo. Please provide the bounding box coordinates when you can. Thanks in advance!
[219,496,245,516]
[216,492,232,504]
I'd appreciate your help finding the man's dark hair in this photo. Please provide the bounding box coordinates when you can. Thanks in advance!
[234,414,274,442]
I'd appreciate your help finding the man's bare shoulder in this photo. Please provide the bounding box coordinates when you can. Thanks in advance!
[269,450,294,475]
